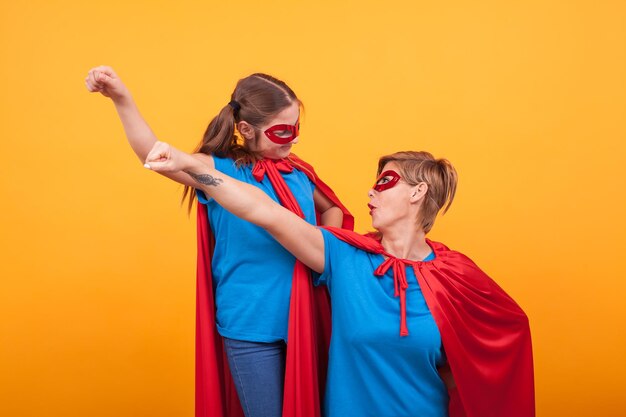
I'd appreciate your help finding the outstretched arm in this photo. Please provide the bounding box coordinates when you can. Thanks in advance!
[85,66,213,187]
[145,141,326,273]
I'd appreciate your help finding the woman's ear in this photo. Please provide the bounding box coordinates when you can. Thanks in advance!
[237,121,255,140]
[410,182,428,203]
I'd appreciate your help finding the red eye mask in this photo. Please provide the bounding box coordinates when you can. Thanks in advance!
[374,170,401,192]
[264,119,300,144]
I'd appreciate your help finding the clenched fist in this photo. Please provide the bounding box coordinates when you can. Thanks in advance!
[85,65,130,102]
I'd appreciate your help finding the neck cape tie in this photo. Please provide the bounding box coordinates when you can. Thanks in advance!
[252,159,304,217]
[374,256,422,336]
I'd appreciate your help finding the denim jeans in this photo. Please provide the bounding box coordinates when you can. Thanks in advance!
[223,337,287,417]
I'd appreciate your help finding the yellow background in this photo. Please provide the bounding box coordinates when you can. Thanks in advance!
[1,1,625,416]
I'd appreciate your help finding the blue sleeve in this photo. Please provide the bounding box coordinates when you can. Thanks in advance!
[196,189,210,204]
[315,228,340,289]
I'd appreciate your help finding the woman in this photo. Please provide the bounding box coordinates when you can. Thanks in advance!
[86,67,353,417]
[144,142,535,417]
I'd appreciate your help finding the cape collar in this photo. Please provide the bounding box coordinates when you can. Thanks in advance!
[252,158,294,182]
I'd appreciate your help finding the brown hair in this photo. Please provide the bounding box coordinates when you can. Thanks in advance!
[377,151,458,233]
[182,73,301,211]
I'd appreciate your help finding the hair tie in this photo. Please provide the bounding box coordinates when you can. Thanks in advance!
[228,100,241,114]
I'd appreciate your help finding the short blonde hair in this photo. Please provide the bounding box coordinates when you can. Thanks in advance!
[377,151,458,233]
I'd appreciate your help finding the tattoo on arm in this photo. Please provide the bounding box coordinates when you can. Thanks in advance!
[184,170,224,187]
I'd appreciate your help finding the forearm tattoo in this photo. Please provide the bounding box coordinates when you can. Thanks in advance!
[184,170,223,187]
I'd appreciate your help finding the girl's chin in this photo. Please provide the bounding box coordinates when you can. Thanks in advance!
[258,144,293,160]
[275,146,292,157]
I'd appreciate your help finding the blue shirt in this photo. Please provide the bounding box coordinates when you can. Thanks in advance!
[198,156,317,342]
[318,229,448,417]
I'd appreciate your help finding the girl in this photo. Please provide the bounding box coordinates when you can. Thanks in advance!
[86,67,353,417]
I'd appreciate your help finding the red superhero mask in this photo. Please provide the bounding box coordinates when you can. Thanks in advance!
[263,119,300,144]
[374,170,401,192]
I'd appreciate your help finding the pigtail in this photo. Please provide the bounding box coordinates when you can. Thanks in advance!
[182,104,239,213]
[197,104,238,157]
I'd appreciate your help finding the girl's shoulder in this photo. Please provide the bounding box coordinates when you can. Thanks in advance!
[210,154,253,175]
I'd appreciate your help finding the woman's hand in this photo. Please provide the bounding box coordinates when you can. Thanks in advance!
[144,141,198,173]
[85,65,130,102]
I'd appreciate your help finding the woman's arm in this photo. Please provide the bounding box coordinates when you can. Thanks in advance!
[145,141,326,273]
[85,66,214,186]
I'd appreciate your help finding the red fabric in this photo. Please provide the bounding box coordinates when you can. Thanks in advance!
[286,154,354,231]
[374,257,410,336]
[196,204,244,417]
[263,119,300,144]
[195,156,353,417]
[322,227,535,417]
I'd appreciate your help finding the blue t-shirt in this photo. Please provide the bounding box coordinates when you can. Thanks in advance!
[318,229,448,417]
[197,156,317,342]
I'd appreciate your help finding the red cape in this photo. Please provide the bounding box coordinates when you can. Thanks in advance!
[195,155,353,417]
[322,227,535,417]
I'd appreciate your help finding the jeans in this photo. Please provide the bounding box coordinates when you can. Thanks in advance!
[223,337,287,417]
